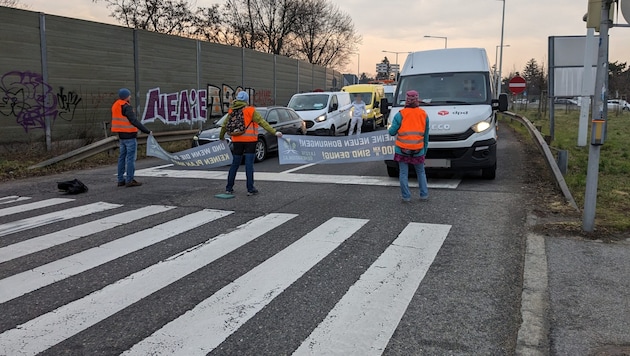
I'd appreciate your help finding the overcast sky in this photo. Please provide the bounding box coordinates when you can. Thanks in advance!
[22,0,630,77]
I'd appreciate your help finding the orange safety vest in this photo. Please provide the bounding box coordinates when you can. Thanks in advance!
[229,106,258,142]
[396,107,427,150]
[111,99,138,133]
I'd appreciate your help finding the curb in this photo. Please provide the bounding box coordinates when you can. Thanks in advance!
[516,229,550,355]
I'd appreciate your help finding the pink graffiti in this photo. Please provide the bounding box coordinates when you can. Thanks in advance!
[141,87,208,124]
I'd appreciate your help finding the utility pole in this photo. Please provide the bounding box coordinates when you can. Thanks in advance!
[583,0,612,232]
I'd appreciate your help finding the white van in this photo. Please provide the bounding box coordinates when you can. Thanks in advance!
[385,48,508,179]
[287,91,352,136]
[383,84,397,125]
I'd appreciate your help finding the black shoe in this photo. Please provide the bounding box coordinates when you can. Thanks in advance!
[117,181,126,187]
[126,180,142,187]
[247,189,259,196]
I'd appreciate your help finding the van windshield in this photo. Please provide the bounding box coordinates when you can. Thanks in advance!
[350,93,373,106]
[288,94,329,111]
[395,72,490,106]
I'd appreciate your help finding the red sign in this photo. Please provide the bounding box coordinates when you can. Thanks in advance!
[437,110,449,116]
[508,76,527,94]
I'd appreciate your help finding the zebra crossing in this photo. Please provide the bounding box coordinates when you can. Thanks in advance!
[0,196,451,355]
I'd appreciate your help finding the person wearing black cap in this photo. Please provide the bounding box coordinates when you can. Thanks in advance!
[111,88,152,187]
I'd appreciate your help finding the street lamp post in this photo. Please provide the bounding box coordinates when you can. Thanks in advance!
[495,44,509,93]
[497,0,506,96]
[424,35,447,48]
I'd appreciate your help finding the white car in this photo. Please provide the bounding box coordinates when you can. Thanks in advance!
[608,99,630,112]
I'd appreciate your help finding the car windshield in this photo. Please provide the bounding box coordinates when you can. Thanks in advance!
[288,94,329,111]
[351,92,373,106]
[384,92,394,104]
[395,72,490,106]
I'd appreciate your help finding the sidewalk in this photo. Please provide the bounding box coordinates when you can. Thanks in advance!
[517,229,630,355]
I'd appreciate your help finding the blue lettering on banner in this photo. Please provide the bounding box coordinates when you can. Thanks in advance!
[279,131,395,165]
[146,135,233,169]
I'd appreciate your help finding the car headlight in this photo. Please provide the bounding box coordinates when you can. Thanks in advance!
[366,109,372,114]
[315,114,327,122]
[471,118,492,133]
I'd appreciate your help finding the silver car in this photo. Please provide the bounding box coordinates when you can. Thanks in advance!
[192,106,306,162]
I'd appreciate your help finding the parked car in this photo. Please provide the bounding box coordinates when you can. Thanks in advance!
[554,98,578,105]
[608,99,630,112]
[192,106,306,162]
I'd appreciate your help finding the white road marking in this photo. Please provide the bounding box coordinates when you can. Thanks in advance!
[0,209,232,304]
[0,202,122,237]
[0,213,297,356]
[0,196,31,205]
[293,222,451,356]
[0,205,175,263]
[280,163,318,174]
[123,217,369,356]
[0,198,74,217]
[134,167,460,189]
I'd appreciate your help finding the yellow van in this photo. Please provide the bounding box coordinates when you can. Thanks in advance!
[341,84,389,131]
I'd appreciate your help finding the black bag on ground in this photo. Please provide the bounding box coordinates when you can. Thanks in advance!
[57,179,88,194]
[225,108,249,136]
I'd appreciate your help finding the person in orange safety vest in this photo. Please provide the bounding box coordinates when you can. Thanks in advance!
[111,88,151,187]
[388,90,430,202]
[219,91,282,196]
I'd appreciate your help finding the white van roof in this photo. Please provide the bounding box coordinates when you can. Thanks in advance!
[401,48,491,75]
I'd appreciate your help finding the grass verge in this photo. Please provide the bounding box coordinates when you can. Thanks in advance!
[504,107,630,234]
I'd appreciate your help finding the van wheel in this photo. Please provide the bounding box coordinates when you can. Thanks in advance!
[387,166,399,177]
[481,164,496,180]
[329,125,336,136]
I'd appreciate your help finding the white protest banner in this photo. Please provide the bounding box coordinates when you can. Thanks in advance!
[146,135,233,169]
[278,131,395,165]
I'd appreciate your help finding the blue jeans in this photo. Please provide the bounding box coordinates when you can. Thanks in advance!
[117,138,137,183]
[398,161,428,200]
[226,153,256,192]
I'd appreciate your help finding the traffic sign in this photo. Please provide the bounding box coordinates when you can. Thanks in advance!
[508,76,527,94]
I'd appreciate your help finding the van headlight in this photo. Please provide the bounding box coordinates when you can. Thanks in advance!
[315,114,327,122]
[471,118,492,133]
[365,109,372,114]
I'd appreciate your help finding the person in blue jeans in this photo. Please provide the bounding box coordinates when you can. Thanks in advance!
[111,88,152,187]
[388,90,430,202]
[220,91,281,196]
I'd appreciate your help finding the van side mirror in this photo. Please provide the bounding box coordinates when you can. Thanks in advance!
[380,98,390,115]
[492,93,509,112]
[330,103,338,112]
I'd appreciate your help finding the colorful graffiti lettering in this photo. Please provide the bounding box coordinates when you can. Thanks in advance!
[141,87,208,124]
[0,70,58,132]
[207,84,260,117]
[56,86,82,122]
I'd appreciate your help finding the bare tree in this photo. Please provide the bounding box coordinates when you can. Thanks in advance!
[93,0,197,36]
[0,0,29,9]
[293,0,361,68]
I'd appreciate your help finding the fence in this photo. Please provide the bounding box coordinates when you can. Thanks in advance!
[0,6,343,151]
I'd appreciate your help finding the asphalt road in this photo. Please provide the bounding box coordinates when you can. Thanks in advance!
[0,126,535,355]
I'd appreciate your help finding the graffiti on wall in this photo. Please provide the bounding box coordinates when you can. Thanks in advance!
[141,87,208,125]
[207,84,273,117]
[56,86,82,122]
[0,70,87,132]
[0,70,58,132]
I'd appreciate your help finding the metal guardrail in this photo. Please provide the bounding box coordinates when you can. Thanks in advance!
[500,112,579,211]
[28,130,198,170]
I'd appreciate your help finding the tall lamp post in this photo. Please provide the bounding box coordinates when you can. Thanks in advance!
[424,35,447,48]
[495,44,509,93]
[497,0,506,97]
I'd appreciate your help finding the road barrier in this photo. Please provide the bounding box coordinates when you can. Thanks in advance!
[28,130,198,170]
[500,112,578,211]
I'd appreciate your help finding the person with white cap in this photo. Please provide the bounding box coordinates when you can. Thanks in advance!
[111,88,152,187]
[220,91,282,196]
